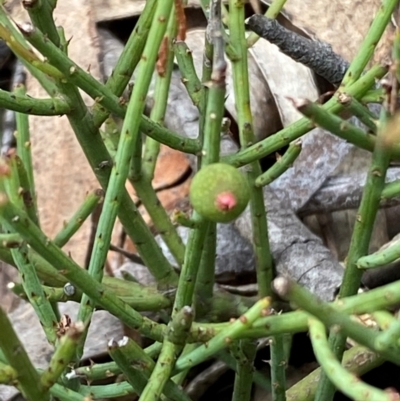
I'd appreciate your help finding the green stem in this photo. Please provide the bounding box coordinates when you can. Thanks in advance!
[372,310,396,331]
[309,318,392,401]
[382,179,400,199]
[14,84,39,225]
[0,194,166,341]
[341,0,399,87]
[374,318,400,351]
[54,62,178,285]
[315,105,392,401]
[255,140,302,187]
[0,306,49,401]
[231,340,257,401]
[0,233,21,246]
[0,7,68,96]
[24,0,60,46]
[272,276,400,364]
[222,64,387,167]
[0,88,69,115]
[13,156,38,225]
[340,96,378,133]
[176,297,271,371]
[270,335,287,401]
[21,22,200,155]
[195,223,216,303]
[138,341,178,401]
[130,179,186,267]
[53,189,104,247]
[2,157,58,344]
[286,345,384,401]
[218,349,271,390]
[296,100,396,156]
[228,0,273,298]
[12,277,172,311]
[92,0,157,127]
[194,0,227,306]
[108,337,191,401]
[68,341,162,382]
[247,274,400,338]
[40,323,84,390]
[141,6,177,179]
[173,41,205,109]
[357,237,400,269]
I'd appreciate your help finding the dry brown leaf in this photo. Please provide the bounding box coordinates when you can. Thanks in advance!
[151,145,190,190]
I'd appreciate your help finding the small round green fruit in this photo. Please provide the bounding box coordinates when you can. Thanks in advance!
[189,163,250,223]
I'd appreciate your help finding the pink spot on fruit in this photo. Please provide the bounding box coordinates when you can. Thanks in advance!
[215,192,237,211]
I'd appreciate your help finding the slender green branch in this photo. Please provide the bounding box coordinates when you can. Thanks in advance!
[24,0,60,46]
[339,95,378,133]
[40,322,84,390]
[286,345,384,401]
[195,223,216,303]
[341,0,398,87]
[0,7,69,96]
[141,6,177,179]
[20,22,200,155]
[12,277,172,311]
[374,319,400,351]
[357,237,400,269]
[309,318,392,401]
[14,83,39,225]
[174,41,205,109]
[108,337,192,401]
[139,306,194,401]
[231,340,257,401]
[51,54,178,285]
[129,179,186,267]
[218,349,271,390]
[68,341,161,382]
[0,233,22,246]
[255,140,302,187]
[272,276,400,364]
[372,311,396,331]
[49,385,86,401]
[228,0,273,298]
[229,271,400,340]
[314,104,392,401]
[194,0,227,307]
[12,156,38,224]
[2,157,58,344]
[0,193,166,341]
[382,179,400,199]
[92,0,157,126]
[222,64,387,167]
[77,0,176,359]
[0,306,49,401]
[177,297,271,371]
[0,88,70,115]
[270,335,287,401]
[53,189,104,247]
[296,100,398,156]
